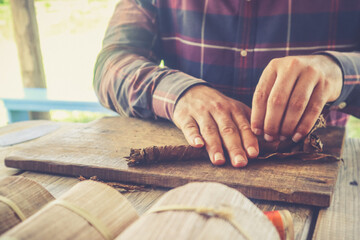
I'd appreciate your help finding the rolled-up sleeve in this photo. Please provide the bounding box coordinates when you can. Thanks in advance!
[320,51,360,118]
[93,0,207,120]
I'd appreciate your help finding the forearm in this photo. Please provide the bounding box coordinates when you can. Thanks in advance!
[94,47,206,119]
[93,0,206,120]
[94,46,164,118]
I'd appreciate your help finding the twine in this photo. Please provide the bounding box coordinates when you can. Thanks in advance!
[0,195,26,221]
[52,199,113,240]
[147,205,252,240]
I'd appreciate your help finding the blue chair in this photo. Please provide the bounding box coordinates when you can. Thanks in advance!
[1,88,115,123]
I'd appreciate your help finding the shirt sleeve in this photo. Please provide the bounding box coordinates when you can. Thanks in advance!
[93,0,207,120]
[318,51,360,118]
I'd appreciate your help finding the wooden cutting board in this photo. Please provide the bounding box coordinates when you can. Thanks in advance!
[4,117,345,207]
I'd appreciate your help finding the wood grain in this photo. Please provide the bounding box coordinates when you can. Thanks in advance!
[19,171,165,214]
[0,123,60,146]
[0,121,68,177]
[5,117,345,206]
[0,121,54,136]
[312,138,360,240]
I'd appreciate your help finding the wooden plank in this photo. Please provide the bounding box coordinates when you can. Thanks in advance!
[19,171,165,215]
[0,123,60,146]
[9,0,49,120]
[312,138,360,239]
[0,120,320,239]
[0,121,68,177]
[5,117,345,206]
[0,147,21,177]
[0,120,54,136]
[19,172,79,198]
[0,121,55,177]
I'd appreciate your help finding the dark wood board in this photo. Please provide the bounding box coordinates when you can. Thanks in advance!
[4,117,345,207]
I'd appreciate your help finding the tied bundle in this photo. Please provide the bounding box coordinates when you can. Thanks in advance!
[2,181,139,240]
[126,115,339,166]
[0,176,54,234]
[116,182,283,240]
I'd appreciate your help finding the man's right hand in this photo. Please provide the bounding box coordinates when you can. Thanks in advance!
[172,85,259,167]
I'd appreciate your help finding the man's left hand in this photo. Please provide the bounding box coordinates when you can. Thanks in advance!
[251,55,343,142]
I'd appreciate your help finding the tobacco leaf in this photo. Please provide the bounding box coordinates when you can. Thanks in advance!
[126,115,340,166]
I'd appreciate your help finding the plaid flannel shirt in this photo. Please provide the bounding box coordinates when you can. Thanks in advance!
[94,0,360,126]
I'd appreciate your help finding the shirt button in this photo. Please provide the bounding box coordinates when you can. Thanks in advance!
[240,50,247,57]
[338,102,347,109]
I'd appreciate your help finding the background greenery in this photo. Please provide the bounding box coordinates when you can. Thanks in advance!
[0,0,359,137]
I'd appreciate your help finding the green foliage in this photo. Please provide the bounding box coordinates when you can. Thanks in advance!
[0,0,9,5]
[50,110,110,123]
[346,116,360,138]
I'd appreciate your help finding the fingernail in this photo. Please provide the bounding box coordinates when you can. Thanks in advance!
[214,152,225,164]
[292,133,302,143]
[234,155,247,167]
[252,128,262,135]
[280,135,287,141]
[194,137,204,147]
[264,134,274,142]
[247,146,258,158]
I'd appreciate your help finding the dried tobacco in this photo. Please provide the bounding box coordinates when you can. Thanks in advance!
[256,115,338,161]
[125,145,208,166]
[126,115,340,166]
[78,176,147,192]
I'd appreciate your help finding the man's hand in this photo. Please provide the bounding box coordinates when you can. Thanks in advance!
[173,85,259,168]
[251,55,343,142]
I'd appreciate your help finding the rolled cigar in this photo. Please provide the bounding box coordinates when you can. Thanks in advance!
[126,144,338,166]
[125,145,208,166]
[125,115,339,166]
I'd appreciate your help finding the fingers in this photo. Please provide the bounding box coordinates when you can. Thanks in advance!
[180,106,256,168]
[292,83,326,142]
[263,69,301,141]
[173,85,256,168]
[178,117,204,148]
[280,68,318,139]
[197,114,226,166]
[232,109,259,159]
[251,61,277,136]
[252,57,329,142]
[177,114,226,165]
[211,113,247,167]
[257,59,306,141]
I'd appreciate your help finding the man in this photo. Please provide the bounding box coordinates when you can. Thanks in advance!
[94,0,360,167]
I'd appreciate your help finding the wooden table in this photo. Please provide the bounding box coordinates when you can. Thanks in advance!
[0,120,359,239]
